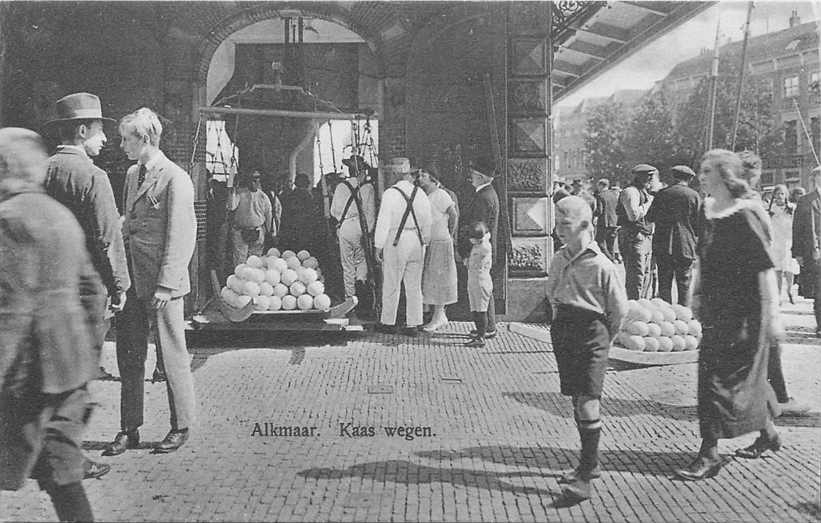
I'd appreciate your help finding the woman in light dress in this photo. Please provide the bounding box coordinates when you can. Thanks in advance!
[416,167,458,331]
[767,184,799,304]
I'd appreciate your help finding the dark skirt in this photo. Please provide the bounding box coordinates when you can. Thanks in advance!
[697,318,777,440]
[550,305,610,397]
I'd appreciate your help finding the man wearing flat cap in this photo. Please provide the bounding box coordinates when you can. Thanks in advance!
[43,92,131,479]
[458,156,500,338]
[616,164,657,300]
[647,165,701,306]
[331,155,376,303]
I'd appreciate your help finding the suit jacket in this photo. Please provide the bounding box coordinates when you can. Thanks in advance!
[792,190,821,262]
[45,146,130,298]
[122,151,196,300]
[646,182,701,259]
[459,184,499,265]
[594,188,620,228]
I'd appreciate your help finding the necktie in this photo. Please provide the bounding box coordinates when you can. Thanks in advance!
[137,164,147,187]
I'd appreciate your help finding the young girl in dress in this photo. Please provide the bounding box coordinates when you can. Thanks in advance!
[466,221,493,347]
[768,184,799,304]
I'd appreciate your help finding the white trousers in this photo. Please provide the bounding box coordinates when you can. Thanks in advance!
[381,230,424,327]
[338,230,367,298]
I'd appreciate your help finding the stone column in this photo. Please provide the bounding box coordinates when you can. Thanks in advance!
[505,3,553,321]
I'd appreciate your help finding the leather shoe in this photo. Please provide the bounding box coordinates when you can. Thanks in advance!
[469,329,497,339]
[401,327,419,337]
[83,459,111,480]
[735,434,781,459]
[155,429,189,453]
[558,464,601,484]
[374,323,396,334]
[674,456,724,481]
[561,478,591,502]
[102,430,140,456]
[464,337,485,347]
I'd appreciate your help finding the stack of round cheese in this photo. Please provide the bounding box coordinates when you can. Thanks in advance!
[220,248,332,311]
[616,298,701,352]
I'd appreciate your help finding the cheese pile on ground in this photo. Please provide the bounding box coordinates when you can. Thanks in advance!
[220,248,332,311]
[615,298,702,352]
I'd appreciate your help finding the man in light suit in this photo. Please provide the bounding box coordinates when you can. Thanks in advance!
[104,108,197,455]
[792,166,821,337]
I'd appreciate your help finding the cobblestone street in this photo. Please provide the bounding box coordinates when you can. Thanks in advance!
[3,299,820,522]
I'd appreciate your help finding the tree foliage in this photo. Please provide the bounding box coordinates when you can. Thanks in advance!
[623,92,681,183]
[583,102,630,185]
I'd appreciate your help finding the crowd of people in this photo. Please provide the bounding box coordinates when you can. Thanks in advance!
[546,150,818,501]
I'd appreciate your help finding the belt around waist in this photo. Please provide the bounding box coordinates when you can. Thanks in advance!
[555,304,606,323]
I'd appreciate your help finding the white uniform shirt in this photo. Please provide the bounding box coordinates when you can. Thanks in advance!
[374,180,432,249]
[330,176,376,237]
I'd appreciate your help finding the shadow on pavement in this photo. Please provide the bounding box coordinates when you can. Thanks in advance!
[298,459,555,497]
[503,391,697,421]
[775,411,821,428]
[415,445,697,478]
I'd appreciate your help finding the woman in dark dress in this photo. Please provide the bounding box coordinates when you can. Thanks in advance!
[675,149,782,481]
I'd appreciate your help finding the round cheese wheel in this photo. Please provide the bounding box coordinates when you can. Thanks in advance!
[271,258,289,274]
[673,304,694,321]
[302,256,319,269]
[299,268,318,284]
[643,337,660,352]
[286,256,302,270]
[687,320,702,337]
[297,294,314,310]
[661,307,677,322]
[281,269,299,286]
[272,283,289,298]
[253,295,270,311]
[627,321,650,337]
[297,250,311,261]
[281,295,297,310]
[242,281,260,297]
[246,255,264,268]
[259,282,274,297]
[646,323,662,337]
[673,320,689,335]
[670,335,687,352]
[314,294,332,311]
[659,321,676,337]
[289,281,307,297]
[268,295,282,311]
[307,281,325,297]
[651,310,666,324]
[264,269,281,285]
[684,335,700,351]
[625,335,646,351]
[281,250,297,259]
[266,248,281,258]
[236,294,252,308]
[657,336,674,352]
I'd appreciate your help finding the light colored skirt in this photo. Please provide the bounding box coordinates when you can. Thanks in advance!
[422,239,458,305]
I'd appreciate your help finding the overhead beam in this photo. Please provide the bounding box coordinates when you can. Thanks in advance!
[200,106,371,120]
[563,40,609,60]
[571,22,630,44]
[552,60,583,78]
[623,2,672,17]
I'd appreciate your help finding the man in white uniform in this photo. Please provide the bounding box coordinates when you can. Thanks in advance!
[330,155,376,300]
[373,158,432,336]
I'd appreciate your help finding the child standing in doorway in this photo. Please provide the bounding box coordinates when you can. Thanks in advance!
[465,221,493,347]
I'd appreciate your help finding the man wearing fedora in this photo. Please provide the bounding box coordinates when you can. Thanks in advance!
[104,107,197,456]
[43,92,131,480]
[458,156,500,338]
[373,157,432,335]
[331,154,376,303]
[646,165,701,306]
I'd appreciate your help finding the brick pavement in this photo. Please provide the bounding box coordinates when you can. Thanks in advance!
[2,301,820,522]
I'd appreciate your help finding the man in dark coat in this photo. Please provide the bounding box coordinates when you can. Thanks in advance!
[43,92,130,480]
[792,166,821,336]
[0,128,98,521]
[44,92,130,357]
[458,156,500,338]
[593,178,621,261]
[646,165,701,306]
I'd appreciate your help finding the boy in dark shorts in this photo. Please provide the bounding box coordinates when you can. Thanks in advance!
[547,196,628,502]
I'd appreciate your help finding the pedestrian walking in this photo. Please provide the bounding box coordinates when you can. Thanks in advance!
[227,169,273,267]
[42,92,132,480]
[330,155,376,301]
[373,158,432,336]
[458,156,500,339]
[104,108,197,456]
[792,166,821,337]
[617,164,657,300]
[675,149,782,481]
[0,128,98,521]
[417,167,458,332]
[464,221,493,347]
[646,165,701,306]
[546,195,628,502]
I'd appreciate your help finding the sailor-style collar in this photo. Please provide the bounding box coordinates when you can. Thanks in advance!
[703,196,764,220]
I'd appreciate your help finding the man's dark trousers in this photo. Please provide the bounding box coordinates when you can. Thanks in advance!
[656,253,693,306]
